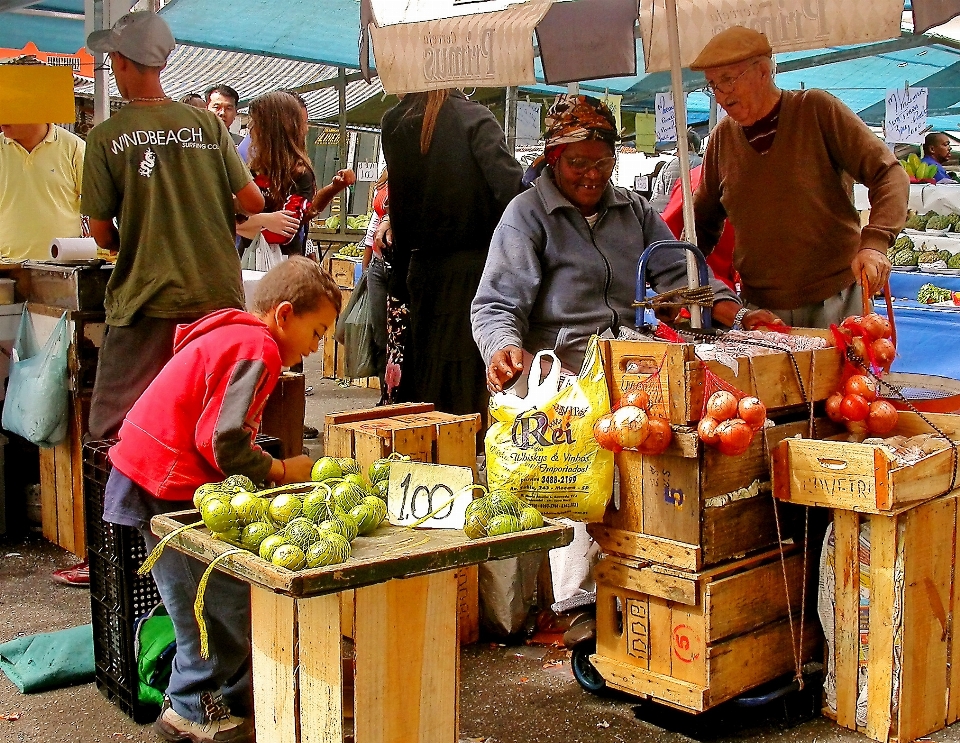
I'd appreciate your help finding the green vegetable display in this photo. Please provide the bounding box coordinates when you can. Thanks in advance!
[918,283,952,304]
[462,492,546,540]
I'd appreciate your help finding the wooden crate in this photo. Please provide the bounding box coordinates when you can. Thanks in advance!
[772,412,960,514]
[598,335,842,426]
[260,372,305,459]
[824,490,960,743]
[328,257,362,289]
[588,420,808,571]
[40,396,88,558]
[325,403,482,643]
[592,547,819,712]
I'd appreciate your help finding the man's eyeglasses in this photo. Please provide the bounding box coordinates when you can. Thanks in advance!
[561,155,617,176]
[706,59,760,95]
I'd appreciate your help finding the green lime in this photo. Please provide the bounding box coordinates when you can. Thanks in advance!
[486,514,521,537]
[317,519,345,537]
[488,493,521,515]
[283,517,320,549]
[268,494,303,526]
[305,539,335,568]
[336,458,361,475]
[324,532,351,562]
[463,514,486,540]
[212,527,243,546]
[332,481,365,512]
[311,457,342,482]
[201,497,238,533]
[373,480,389,501]
[332,509,359,541]
[368,458,391,486]
[223,474,256,493]
[258,534,287,561]
[240,522,275,552]
[271,544,306,571]
[230,492,266,525]
[344,473,370,492]
[193,483,222,510]
[350,503,382,535]
[519,507,544,531]
[303,489,332,523]
[464,498,492,523]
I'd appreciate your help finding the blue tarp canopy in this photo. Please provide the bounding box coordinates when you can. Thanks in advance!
[0,0,84,54]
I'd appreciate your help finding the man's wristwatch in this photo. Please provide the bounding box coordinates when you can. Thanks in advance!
[732,307,750,331]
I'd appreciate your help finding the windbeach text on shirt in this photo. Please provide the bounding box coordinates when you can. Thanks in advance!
[109,127,219,155]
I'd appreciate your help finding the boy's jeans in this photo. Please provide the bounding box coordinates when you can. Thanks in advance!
[140,530,253,723]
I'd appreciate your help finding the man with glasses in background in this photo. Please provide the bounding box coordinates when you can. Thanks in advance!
[692,26,908,328]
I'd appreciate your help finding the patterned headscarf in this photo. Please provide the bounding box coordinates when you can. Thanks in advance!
[544,94,619,149]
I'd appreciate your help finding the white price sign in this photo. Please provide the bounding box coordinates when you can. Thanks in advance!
[885,87,928,145]
[655,92,677,142]
[355,161,379,181]
[387,462,474,529]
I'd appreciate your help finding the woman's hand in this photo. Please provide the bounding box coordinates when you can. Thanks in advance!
[374,218,392,255]
[333,169,357,190]
[487,345,524,393]
[259,210,300,238]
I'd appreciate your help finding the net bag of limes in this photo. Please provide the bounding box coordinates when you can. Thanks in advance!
[485,336,614,522]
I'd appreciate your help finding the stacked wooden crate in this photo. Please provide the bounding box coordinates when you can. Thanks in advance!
[324,402,481,644]
[773,412,960,743]
[585,337,841,712]
[318,254,379,389]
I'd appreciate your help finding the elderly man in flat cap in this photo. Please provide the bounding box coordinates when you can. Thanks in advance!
[692,26,908,328]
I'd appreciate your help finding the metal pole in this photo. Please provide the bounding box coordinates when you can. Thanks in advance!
[93,0,109,124]
[567,82,579,95]
[709,94,718,131]
[337,66,348,236]
[664,0,701,327]
[504,86,518,155]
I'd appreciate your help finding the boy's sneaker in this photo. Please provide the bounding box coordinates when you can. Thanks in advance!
[154,694,254,743]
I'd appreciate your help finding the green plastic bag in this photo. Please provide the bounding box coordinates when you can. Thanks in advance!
[485,336,614,522]
[334,272,376,379]
[1,308,69,447]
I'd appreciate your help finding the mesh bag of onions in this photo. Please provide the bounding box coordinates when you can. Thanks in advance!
[593,361,673,455]
[696,363,768,456]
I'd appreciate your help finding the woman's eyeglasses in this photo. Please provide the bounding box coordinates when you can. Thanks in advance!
[561,155,617,176]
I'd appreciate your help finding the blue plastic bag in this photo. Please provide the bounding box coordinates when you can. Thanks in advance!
[1,308,69,447]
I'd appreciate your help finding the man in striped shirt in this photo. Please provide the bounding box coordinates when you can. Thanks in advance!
[692,26,908,328]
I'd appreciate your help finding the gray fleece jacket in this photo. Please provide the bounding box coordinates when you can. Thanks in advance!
[471,170,739,372]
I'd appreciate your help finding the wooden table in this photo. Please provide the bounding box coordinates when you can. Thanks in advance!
[152,511,573,743]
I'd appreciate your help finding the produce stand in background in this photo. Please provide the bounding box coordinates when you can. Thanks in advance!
[150,509,573,743]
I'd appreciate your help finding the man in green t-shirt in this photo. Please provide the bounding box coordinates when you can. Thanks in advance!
[82,11,264,441]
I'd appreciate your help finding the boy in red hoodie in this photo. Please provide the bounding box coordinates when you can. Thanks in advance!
[103,257,340,743]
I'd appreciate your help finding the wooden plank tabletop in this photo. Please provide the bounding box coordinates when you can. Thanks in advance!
[151,510,574,598]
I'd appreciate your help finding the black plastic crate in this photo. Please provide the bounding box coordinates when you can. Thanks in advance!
[83,434,284,724]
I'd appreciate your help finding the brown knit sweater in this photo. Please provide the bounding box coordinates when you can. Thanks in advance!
[694,89,908,310]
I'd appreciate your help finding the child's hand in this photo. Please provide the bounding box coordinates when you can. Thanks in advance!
[333,169,356,190]
[282,455,314,484]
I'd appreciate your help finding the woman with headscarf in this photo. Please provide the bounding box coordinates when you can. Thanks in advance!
[380,89,523,415]
[472,94,780,393]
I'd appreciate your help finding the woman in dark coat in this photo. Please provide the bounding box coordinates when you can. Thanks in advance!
[381,90,522,416]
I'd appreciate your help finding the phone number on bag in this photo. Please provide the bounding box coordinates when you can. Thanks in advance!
[539,474,579,485]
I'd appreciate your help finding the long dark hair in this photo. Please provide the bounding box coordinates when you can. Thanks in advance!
[389,89,452,155]
[248,91,314,212]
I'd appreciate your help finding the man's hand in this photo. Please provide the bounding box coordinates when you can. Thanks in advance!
[260,210,300,238]
[333,169,357,190]
[374,218,392,255]
[851,250,891,295]
[487,345,524,393]
[713,299,786,330]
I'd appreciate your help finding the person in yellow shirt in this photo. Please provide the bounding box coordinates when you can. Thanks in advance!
[0,122,85,262]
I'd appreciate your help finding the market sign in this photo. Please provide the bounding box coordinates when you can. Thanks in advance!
[639,0,903,72]
[885,87,929,145]
[655,92,677,142]
[366,0,552,93]
[315,128,340,146]
[387,462,475,529]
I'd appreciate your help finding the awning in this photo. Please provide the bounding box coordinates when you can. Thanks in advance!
[160,0,365,69]
[0,1,85,54]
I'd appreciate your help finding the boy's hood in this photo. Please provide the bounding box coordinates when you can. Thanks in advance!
[173,309,268,353]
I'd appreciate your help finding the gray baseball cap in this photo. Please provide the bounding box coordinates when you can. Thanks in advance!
[86,11,175,67]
